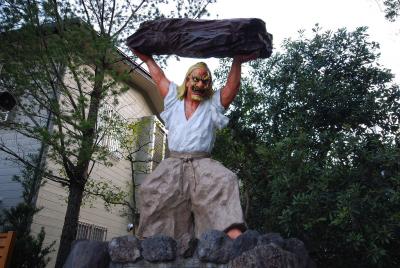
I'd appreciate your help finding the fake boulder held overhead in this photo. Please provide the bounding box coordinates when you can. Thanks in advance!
[127,18,273,58]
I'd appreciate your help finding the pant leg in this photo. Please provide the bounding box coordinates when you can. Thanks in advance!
[137,158,194,239]
[190,158,245,238]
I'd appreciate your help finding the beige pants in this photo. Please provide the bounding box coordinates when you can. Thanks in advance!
[137,152,245,240]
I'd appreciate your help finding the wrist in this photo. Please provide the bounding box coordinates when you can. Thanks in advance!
[145,57,156,65]
[232,57,243,65]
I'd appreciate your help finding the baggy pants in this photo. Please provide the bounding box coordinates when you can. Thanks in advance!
[137,151,245,240]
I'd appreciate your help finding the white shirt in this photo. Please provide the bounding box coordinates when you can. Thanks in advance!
[160,82,229,153]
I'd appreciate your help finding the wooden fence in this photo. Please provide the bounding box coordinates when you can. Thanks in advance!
[0,231,16,268]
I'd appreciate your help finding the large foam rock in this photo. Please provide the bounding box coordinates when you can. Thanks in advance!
[63,240,109,268]
[141,234,177,262]
[108,235,141,263]
[231,230,260,258]
[196,230,233,264]
[127,18,273,59]
[258,233,286,248]
[231,244,301,268]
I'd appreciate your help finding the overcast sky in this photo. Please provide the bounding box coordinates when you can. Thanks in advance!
[164,0,400,83]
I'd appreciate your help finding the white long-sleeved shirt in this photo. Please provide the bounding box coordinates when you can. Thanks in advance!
[160,82,229,153]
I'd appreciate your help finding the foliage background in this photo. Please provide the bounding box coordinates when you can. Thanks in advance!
[213,26,400,267]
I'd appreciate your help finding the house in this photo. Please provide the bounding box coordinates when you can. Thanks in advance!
[0,49,167,267]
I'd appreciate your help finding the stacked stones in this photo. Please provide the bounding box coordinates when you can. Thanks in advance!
[65,230,315,268]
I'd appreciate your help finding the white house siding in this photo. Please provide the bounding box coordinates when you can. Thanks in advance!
[0,131,26,211]
[0,101,49,213]
[0,131,30,211]
[30,75,156,267]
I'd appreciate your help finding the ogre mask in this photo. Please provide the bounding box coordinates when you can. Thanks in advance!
[177,62,213,101]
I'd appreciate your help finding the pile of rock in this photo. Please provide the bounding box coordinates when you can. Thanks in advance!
[64,230,315,268]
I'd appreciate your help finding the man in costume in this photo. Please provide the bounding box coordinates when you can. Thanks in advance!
[132,49,257,240]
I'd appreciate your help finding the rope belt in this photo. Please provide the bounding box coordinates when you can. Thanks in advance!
[169,151,211,195]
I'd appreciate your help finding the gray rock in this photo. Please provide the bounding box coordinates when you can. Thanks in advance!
[231,230,260,258]
[231,244,301,268]
[108,235,141,263]
[197,230,233,264]
[110,257,230,267]
[75,230,314,268]
[177,233,198,258]
[63,240,110,268]
[258,233,286,248]
[284,238,310,268]
[141,234,177,262]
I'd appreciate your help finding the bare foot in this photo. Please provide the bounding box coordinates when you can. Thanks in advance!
[227,228,242,239]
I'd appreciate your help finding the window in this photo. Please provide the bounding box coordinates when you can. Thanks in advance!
[97,103,122,157]
[76,221,107,241]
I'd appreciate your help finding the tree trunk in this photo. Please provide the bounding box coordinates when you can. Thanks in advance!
[244,186,250,220]
[54,58,105,268]
[129,159,139,231]
[55,180,84,268]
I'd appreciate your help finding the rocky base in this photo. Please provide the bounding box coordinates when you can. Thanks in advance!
[64,230,315,268]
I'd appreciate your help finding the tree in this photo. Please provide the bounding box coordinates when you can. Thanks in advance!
[213,26,400,267]
[213,59,271,228]
[383,0,400,21]
[121,117,166,229]
[0,0,216,266]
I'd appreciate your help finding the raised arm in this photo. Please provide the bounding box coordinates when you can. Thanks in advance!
[220,53,259,109]
[132,49,170,98]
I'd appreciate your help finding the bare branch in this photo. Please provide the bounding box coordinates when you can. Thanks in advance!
[107,0,117,35]
[100,0,105,33]
[65,62,87,119]
[87,0,102,30]
[194,0,213,19]
[80,0,93,25]
[111,0,146,39]
[84,188,134,210]
[0,144,70,185]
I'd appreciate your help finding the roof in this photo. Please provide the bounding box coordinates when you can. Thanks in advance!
[113,49,163,118]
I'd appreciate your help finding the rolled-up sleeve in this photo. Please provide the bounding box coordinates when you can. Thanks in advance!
[160,82,178,129]
[210,90,229,129]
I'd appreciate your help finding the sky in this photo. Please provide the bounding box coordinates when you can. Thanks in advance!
[163,0,400,84]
